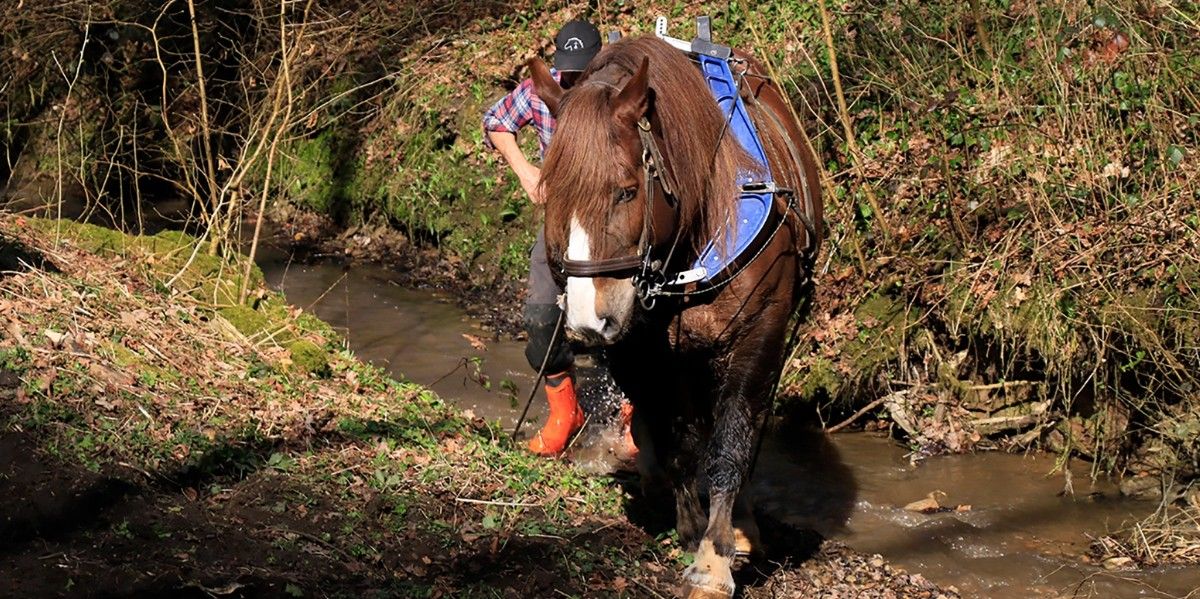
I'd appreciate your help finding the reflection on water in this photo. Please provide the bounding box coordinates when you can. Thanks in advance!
[252,241,1200,599]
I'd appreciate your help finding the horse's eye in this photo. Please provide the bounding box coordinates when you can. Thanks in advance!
[614,186,637,204]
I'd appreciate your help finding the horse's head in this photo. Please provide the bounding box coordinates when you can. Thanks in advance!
[531,38,749,346]
[531,56,654,346]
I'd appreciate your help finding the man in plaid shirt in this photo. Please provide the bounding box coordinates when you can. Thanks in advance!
[484,20,636,458]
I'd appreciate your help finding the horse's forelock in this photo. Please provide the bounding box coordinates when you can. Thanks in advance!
[542,83,633,256]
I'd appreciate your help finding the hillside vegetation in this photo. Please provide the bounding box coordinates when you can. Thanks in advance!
[3,0,1198,562]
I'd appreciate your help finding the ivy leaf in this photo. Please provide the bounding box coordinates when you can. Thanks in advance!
[1167,145,1184,168]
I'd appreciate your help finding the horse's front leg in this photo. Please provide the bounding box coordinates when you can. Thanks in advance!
[680,382,765,598]
[681,348,772,599]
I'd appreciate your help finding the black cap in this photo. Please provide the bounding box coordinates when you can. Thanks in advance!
[553,20,601,72]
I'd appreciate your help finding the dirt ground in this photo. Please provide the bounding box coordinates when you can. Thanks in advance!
[0,425,957,599]
[0,422,650,599]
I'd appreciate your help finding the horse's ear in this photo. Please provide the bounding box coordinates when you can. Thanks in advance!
[528,58,563,116]
[613,57,650,127]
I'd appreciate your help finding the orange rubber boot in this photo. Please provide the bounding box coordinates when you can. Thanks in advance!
[528,373,584,456]
[619,401,638,459]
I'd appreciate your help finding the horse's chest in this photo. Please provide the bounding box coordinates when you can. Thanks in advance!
[667,304,730,350]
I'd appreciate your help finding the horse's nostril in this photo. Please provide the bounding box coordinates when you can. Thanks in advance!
[599,318,620,339]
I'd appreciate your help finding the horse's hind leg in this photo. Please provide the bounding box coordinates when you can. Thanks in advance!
[732,492,762,558]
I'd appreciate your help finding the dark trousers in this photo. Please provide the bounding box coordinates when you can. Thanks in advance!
[524,230,572,375]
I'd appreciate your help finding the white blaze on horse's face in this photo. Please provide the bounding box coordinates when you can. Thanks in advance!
[565,215,636,345]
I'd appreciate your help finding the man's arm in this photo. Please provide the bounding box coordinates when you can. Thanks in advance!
[487,130,543,205]
[482,78,544,204]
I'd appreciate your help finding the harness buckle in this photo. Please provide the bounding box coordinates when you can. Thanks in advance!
[635,262,666,310]
[636,277,660,310]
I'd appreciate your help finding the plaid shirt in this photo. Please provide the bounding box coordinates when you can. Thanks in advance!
[482,70,561,159]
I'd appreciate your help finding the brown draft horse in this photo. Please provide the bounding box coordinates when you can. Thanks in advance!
[531,36,822,598]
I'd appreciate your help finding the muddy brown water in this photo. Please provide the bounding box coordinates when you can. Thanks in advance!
[256,246,1200,599]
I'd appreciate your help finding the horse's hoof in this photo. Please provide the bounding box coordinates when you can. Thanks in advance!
[733,527,753,556]
[680,540,734,599]
[680,584,733,599]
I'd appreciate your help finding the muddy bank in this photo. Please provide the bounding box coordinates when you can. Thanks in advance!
[0,216,967,597]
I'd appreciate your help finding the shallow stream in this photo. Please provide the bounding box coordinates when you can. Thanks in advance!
[257,246,1200,599]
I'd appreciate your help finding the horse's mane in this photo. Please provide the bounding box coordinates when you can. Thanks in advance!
[541,36,755,256]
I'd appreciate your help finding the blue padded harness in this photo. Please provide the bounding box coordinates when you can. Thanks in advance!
[666,54,778,287]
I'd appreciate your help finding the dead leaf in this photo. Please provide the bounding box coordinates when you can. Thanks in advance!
[1103,556,1135,570]
[95,396,120,410]
[7,320,26,345]
[120,309,150,328]
[44,328,67,347]
[462,333,487,351]
[904,491,947,513]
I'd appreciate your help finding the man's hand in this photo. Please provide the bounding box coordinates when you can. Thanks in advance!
[517,162,544,204]
[487,130,545,205]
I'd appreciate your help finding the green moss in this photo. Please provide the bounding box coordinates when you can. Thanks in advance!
[143,229,194,254]
[273,130,340,215]
[292,306,337,339]
[218,305,273,340]
[287,339,330,377]
[101,340,143,368]
[28,219,129,254]
[797,356,840,399]
[26,217,272,308]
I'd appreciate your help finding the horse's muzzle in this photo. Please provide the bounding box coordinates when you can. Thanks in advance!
[565,316,622,346]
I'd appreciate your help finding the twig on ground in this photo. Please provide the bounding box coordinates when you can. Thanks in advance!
[827,394,892,433]
[454,497,540,508]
